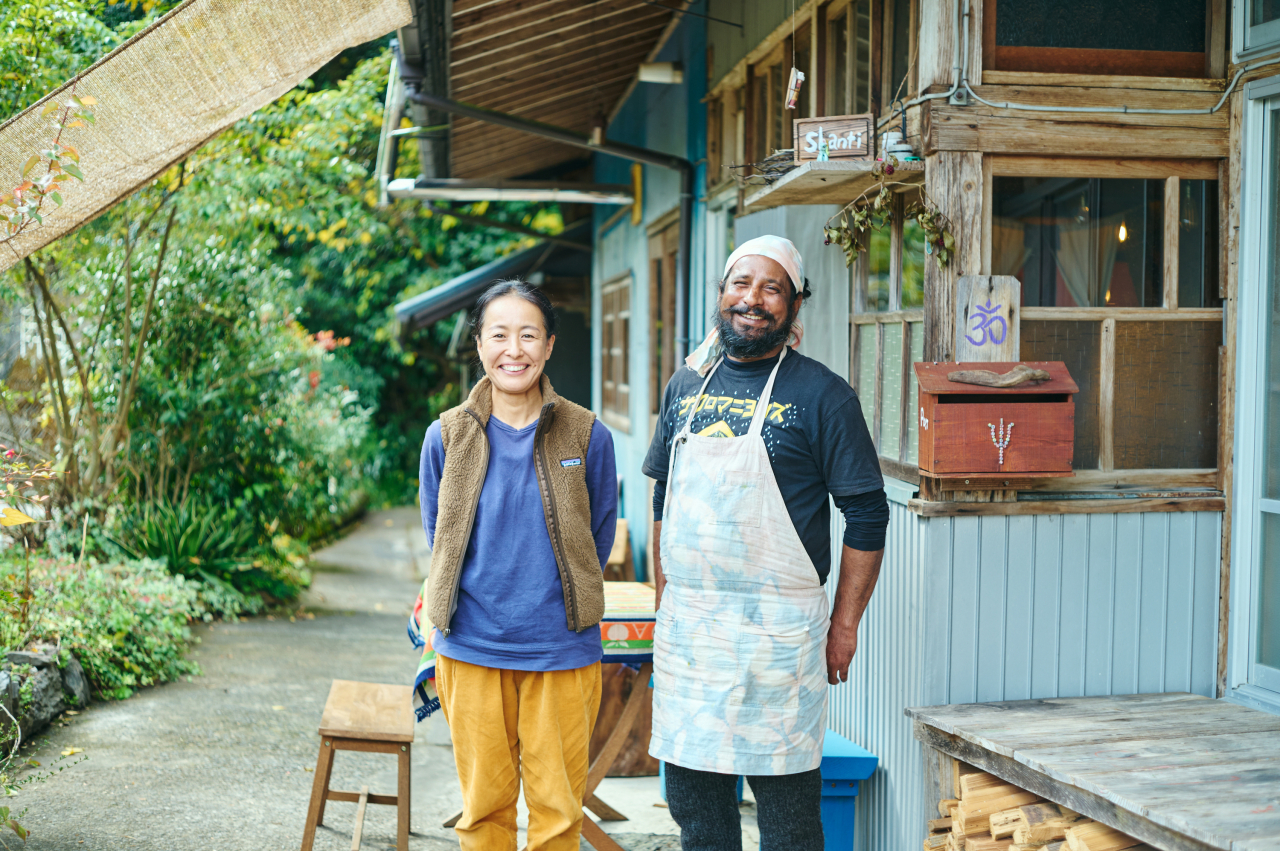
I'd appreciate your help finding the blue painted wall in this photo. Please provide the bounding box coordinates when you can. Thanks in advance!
[592,11,708,577]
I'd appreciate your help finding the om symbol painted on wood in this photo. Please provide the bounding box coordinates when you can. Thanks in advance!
[964,299,1007,347]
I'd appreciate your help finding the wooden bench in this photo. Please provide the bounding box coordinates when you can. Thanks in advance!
[301,680,414,851]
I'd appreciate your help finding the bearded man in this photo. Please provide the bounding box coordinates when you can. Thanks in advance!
[643,235,889,851]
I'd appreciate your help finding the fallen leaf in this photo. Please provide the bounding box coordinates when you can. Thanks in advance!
[60,747,82,757]
[271,705,285,711]
[0,507,36,527]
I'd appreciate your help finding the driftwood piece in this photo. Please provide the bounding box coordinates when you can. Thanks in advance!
[947,364,1052,388]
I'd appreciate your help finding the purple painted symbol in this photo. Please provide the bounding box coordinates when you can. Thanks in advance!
[965,299,1007,347]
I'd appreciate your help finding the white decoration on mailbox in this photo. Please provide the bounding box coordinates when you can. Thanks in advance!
[988,418,1014,467]
[920,407,929,431]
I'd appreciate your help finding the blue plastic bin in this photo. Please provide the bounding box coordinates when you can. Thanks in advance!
[819,730,878,851]
[657,730,877,851]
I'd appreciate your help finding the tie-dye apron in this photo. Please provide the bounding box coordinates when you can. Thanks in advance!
[650,347,830,776]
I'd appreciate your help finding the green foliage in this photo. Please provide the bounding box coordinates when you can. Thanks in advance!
[0,554,200,701]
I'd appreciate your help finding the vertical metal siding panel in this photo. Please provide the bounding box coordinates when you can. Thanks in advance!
[923,516,954,707]
[1058,514,1091,697]
[1003,516,1037,701]
[1190,512,1222,696]
[834,500,928,851]
[1110,514,1144,694]
[1164,513,1197,693]
[1031,515,1064,698]
[977,517,1010,702]
[1086,515,1119,696]
[1138,514,1170,693]
[950,518,982,704]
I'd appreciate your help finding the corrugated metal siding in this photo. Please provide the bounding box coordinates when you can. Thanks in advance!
[824,504,1221,851]
[932,512,1221,705]
[827,498,930,851]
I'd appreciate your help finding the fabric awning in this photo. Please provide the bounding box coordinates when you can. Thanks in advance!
[0,0,412,273]
[394,221,591,332]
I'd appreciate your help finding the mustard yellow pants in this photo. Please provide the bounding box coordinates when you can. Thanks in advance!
[436,656,603,851]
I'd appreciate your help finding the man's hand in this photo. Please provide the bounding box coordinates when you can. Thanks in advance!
[826,544,883,686]
[826,619,859,684]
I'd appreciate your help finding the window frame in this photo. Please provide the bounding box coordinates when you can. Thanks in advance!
[849,188,927,482]
[984,156,1225,493]
[1238,0,1280,60]
[982,0,1214,78]
[1227,76,1280,714]
[600,272,632,433]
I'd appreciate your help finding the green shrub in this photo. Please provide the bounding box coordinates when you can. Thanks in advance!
[111,500,312,618]
[0,555,200,701]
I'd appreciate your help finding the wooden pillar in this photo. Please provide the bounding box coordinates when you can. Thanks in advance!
[922,150,983,361]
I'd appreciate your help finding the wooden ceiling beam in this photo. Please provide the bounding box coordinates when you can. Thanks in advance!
[451,19,667,82]
[451,138,585,178]
[462,68,641,117]
[454,0,611,36]
[452,0,657,61]
[452,43,652,99]
[451,8,668,70]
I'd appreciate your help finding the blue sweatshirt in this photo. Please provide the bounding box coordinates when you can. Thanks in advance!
[419,415,617,672]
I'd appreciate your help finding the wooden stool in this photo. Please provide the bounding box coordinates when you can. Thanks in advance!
[301,680,414,851]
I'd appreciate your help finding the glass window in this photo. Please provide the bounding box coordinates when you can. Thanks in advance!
[992,176,1165,308]
[1259,515,1280,673]
[1179,179,1223,308]
[865,228,892,311]
[889,0,913,101]
[880,323,903,457]
[1248,0,1280,53]
[857,327,877,438]
[827,2,872,117]
[902,218,926,308]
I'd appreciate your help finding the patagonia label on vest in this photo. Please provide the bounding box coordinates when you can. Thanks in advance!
[560,457,583,467]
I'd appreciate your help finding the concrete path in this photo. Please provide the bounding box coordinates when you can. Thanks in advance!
[10,508,710,851]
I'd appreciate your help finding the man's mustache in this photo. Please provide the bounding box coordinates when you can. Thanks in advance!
[727,304,773,320]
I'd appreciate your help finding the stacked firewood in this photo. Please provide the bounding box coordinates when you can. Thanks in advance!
[924,770,1156,851]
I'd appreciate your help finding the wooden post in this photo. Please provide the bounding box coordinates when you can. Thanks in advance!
[923,151,984,361]
[916,0,955,92]
[954,276,1020,362]
[1099,318,1116,472]
[1164,176,1181,308]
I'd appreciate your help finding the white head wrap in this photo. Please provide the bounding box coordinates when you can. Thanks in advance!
[685,235,806,375]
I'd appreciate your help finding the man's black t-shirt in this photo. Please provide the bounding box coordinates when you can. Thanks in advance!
[642,349,884,582]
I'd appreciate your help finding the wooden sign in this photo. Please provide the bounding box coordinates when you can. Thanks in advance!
[955,276,1020,362]
[792,114,874,164]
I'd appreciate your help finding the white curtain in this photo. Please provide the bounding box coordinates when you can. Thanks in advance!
[992,217,1032,277]
[1055,215,1123,307]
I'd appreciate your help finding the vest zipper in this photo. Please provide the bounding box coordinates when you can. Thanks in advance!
[445,409,489,636]
[535,403,581,631]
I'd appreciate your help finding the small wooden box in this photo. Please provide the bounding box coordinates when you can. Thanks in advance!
[914,362,1078,477]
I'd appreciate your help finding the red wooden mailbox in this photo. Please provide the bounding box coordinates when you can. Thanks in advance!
[914,361,1078,478]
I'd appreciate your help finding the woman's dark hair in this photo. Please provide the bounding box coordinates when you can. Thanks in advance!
[471,279,558,338]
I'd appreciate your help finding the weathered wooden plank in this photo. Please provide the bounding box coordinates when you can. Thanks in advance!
[914,720,1222,851]
[955,276,1021,362]
[924,109,1228,159]
[988,157,1220,181]
[906,497,1227,518]
[975,72,1226,92]
[1014,730,1280,774]
[923,152,984,361]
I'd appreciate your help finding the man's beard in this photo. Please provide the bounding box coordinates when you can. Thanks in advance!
[716,302,795,359]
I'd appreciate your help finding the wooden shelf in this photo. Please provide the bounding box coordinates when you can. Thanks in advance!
[742,159,925,211]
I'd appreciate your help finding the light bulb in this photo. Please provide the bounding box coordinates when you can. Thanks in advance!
[1118,222,1128,242]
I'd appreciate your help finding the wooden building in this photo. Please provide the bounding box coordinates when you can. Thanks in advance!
[388,0,1280,847]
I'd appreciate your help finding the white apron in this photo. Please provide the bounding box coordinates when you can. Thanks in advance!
[649,348,830,776]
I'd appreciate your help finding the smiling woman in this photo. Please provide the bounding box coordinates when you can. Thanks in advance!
[417,278,618,851]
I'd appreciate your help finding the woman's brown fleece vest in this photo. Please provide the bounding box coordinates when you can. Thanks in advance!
[427,374,606,635]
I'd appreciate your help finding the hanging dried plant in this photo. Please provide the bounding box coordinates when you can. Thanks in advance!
[822,156,956,270]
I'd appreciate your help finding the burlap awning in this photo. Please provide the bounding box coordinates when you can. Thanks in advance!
[0,0,413,274]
